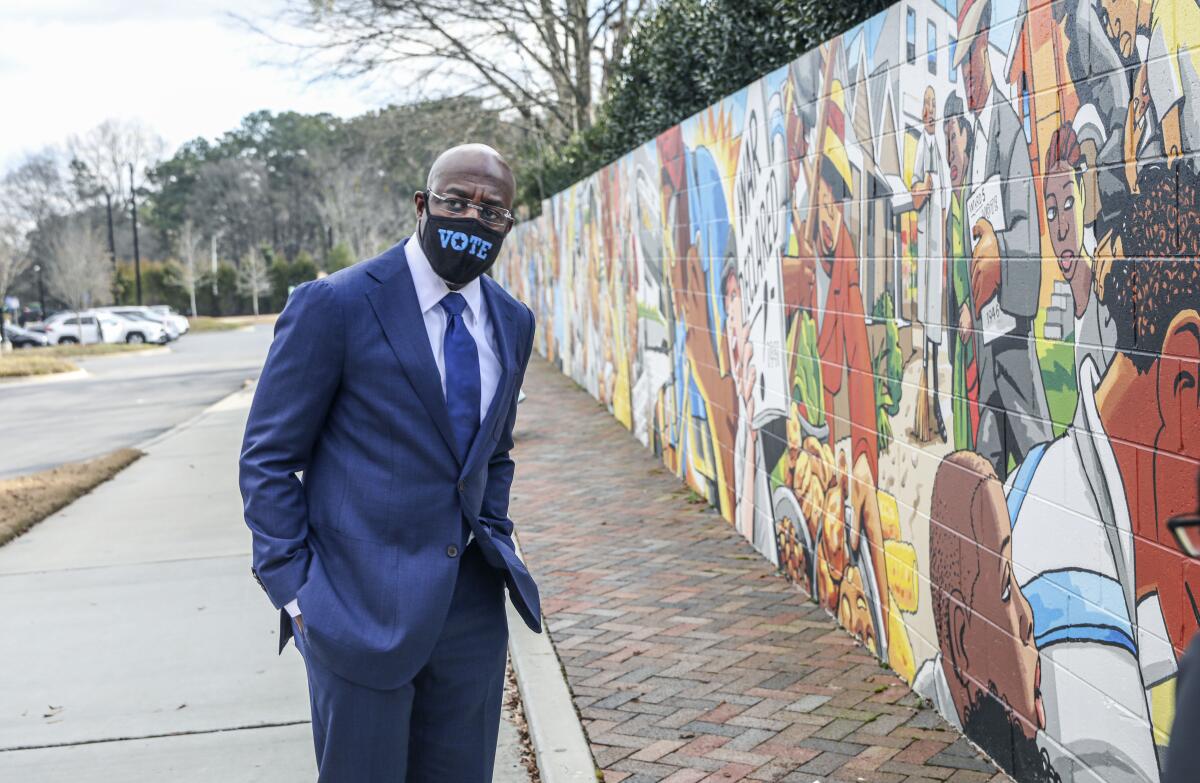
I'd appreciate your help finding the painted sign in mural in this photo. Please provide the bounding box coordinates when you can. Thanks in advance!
[498,0,1200,780]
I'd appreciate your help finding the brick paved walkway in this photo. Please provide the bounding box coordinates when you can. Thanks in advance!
[511,360,1008,783]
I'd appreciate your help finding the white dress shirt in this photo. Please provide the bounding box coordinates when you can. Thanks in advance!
[286,233,502,620]
[970,93,994,190]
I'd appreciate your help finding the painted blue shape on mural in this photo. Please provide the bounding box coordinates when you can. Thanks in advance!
[684,145,730,360]
[764,65,789,97]
[1023,569,1137,656]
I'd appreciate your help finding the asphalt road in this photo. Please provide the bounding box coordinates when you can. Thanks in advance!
[0,325,274,480]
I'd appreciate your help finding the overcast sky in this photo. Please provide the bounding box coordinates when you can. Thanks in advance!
[0,1,384,174]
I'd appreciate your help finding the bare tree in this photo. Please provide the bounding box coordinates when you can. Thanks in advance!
[311,146,392,261]
[4,149,70,229]
[237,247,271,316]
[46,217,110,340]
[192,158,273,264]
[68,118,166,201]
[265,0,649,141]
[0,216,29,351]
[178,219,203,317]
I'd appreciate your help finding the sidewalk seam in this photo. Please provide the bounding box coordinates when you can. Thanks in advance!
[0,719,311,753]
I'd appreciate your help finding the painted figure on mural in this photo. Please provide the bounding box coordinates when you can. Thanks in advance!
[942,93,981,452]
[660,125,740,521]
[629,147,673,453]
[1097,0,1199,168]
[788,78,890,649]
[955,0,1051,480]
[721,256,776,564]
[911,85,948,443]
[1007,164,1200,782]
[1042,123,1117,379]
[922,451,1058,782]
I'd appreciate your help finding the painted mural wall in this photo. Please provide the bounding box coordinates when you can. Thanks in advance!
[496,0,1200,779]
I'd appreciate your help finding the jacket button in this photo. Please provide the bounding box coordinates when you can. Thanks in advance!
[446,544,459,558]
[457,480,466,492]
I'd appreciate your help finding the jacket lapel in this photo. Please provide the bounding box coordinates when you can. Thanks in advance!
[462,277,517,476]
[365,241,461,463]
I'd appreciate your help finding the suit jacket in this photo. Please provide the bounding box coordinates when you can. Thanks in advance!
[973,86,1041,331]
[239,238,539,691]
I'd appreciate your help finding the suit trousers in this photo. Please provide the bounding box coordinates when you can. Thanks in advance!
[292,542,509,782]
[976,330,1053,480]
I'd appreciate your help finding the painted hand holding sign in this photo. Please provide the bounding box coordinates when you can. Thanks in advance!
[733,80,790,429]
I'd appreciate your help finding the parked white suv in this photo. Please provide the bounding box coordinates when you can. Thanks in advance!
[44,310,168,345]
[147,305,189,335]
[108,311,171,343]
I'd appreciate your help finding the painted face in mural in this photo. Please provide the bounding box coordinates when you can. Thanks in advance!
[945,115,971,189]
[930,452,1044,736]
[722,265,752,404]
[1043,163,1086,281]
[962,30,992,114]
[922,87,937,136]
[1098,0,1142,60]
[814,173,845,262]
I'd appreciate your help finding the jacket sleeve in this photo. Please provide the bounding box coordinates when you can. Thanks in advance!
[997,123,1041,320]
[478,305,536,538]
[239,279,344,608]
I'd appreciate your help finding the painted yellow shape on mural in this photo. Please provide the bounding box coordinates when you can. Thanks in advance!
[877,490,902,541]
[1151,676,1177,747]
[884,540,919,614]
[887,603,916,684]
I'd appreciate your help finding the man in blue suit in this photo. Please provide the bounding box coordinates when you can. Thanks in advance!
[240,143,540,782]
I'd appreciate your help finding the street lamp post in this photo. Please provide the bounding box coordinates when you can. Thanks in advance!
[129,162,143,306]
[33,264,46,320]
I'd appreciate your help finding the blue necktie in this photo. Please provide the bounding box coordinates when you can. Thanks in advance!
[439,292,480,460]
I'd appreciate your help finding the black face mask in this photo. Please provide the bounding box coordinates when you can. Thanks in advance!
[418,211,506,286]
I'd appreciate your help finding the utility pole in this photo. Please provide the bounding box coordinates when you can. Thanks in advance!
[129,162,143,306]
[104,190,117,303]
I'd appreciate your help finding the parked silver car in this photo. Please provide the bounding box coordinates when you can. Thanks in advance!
[100,306,181,341]
[3,323,49,348]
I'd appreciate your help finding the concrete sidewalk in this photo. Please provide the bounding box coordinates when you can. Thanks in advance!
[510,360,1005,783]
[0,389,528,782]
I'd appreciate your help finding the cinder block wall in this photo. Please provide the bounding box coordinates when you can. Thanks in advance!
[497,0,1200,779]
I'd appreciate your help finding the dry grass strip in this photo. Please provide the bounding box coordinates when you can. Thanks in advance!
[505,659,542,783]
[0,354,77,378]
[0,448,144,547]
[40,343,157,359]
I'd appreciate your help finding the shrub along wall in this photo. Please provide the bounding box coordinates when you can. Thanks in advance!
[497,0,1200,779]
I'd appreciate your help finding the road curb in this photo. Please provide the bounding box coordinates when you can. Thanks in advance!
[85,346,172,360]
[0,368,90,387]
[506,541,597,783]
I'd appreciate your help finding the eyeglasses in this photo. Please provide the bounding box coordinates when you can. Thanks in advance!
[1168,514,1200,558]
[426,190,514,230]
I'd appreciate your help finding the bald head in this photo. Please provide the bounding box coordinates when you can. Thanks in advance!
[425,143,516,209]
[922,86,937,134]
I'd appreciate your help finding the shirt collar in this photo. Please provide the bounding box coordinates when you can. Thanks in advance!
[406,231,482,320]
[975,91,995,145]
